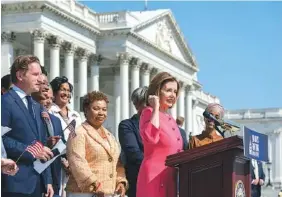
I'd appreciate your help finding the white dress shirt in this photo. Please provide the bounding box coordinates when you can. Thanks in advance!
[1,136,7,158]
[49,104,82,141]
[252,159,259,179]
[12,85,28,108]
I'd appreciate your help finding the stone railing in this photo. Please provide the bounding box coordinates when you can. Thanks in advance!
[46,1,129,28]
[225,108,282,120]
[2,0,139,30]
[98,12,121,23]
[47,0,99,26]
[97,11,131,29]
[194,90,220,105]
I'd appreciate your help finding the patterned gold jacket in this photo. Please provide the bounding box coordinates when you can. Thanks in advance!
[66,121,128,194]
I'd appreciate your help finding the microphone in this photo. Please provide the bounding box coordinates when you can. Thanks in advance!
[203,111,240,132]
[203,111,223,126]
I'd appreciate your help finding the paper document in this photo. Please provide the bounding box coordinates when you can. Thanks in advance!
[1,126,11,158]
[1,126,11,136]
[33,139,66,174]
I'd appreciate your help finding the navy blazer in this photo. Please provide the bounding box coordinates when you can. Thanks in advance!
[251,160,265,197]
[43,112,63,195]
[118,114,143,197]
[1,89,52,194]
[119,114,144,165]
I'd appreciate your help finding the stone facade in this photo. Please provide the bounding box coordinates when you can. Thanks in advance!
[1,0,220,139]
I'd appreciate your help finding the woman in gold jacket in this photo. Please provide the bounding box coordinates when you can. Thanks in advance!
[66,91,128,197]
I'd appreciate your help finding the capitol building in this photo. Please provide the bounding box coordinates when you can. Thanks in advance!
[1,0,281,195]
[1,0,219,137]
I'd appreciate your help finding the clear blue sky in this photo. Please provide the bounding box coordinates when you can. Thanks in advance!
[80,1,282,110]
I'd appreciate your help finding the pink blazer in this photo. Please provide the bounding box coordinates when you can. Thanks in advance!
[136,107,183,197]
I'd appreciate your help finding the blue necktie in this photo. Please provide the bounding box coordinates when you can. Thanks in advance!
[26,96,35,119]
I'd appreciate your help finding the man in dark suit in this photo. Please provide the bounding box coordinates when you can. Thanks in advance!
[1,74,12,95]
[176,116,188,150]
[118,87,147,197]
[32,71,63,197]
[251,159,265,197]
[2,55,54,197]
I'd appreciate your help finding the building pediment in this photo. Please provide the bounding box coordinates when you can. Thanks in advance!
[132,10,197,68]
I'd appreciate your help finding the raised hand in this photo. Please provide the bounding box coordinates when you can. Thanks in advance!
[148,95,160,110]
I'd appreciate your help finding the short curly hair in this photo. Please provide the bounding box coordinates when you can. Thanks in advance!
[83,91,109,117]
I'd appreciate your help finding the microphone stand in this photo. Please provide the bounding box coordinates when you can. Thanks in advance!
[215,125,225,138]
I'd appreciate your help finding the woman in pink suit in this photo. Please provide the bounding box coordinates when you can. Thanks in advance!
[136,72,183,197]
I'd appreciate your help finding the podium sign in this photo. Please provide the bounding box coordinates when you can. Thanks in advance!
[243,126,268,162]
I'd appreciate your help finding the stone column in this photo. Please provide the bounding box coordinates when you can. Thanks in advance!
[267,136,274,183]
[185,84,194,137]
[15,49,28,56]
[150,67,158,81]
[118,53,130,121]
[130,57,141,116]
[48,36,62,80]
[88,54,102,92]
[1,32,16,76]
[73,63,79,111]
[140,63,151,87]
[113,67,121,139]
[177,81,185,129]
[32,29,47,66]
[77,49,89,118]
[62,42,76,109]
[192,99,199,135]
[273,128,282,189]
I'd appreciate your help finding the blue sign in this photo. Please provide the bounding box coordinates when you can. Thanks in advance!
[243,126,268,162]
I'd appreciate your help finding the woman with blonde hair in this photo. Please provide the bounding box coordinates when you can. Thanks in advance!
[136,72,184,197]
[66,91,128,197]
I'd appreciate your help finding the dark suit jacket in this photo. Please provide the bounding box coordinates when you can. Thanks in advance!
[118,114,143,197]
[45,113,63,195]
[179,127,188,150]
[251,160,265,197]
[1,89,52,194]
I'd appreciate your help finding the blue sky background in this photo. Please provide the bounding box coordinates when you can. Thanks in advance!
[80,1,281,110]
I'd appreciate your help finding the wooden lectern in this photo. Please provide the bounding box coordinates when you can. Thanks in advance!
[166,136,251,197]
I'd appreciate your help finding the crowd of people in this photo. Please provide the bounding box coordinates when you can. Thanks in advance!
[1,55,265,197]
